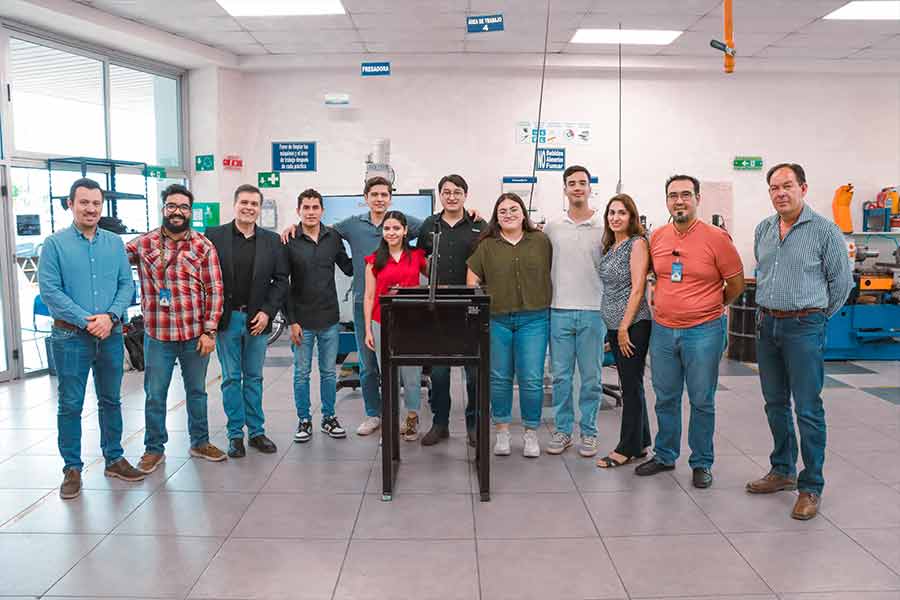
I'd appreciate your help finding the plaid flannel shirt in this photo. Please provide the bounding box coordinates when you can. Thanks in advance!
[126,228,224,341]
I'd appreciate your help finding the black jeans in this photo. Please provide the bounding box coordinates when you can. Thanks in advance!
[428,365,477,429]
[607,319,652,457]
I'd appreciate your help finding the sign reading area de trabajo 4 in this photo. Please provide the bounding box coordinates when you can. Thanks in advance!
[535,148,565,171]
[361,61,391,77]
[467,14,504,33]
[272,142,316,172]
[733,156,763,170]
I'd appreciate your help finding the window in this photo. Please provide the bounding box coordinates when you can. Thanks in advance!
[109,65,180,167]
[9,38,106,157]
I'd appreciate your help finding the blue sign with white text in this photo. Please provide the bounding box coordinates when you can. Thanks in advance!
[467,14,504,33]
[502,176,537,184]
[535,148,565,171]
[272,142,316,172]
[361,61,391,77]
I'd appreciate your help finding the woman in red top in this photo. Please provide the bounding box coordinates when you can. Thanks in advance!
[364,211,429,441]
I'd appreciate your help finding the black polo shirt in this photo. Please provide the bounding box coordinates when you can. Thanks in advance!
[231,222,257,308]
[417,211,486,285]
[286,225,353,330]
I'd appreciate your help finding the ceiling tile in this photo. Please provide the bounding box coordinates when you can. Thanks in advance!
[659,31,785,56]
[587,0,721,16]
[689,13,819,34]
[253,29,360,44]
[264,42,367,54]
[755,45,858,59]
[185,30,258,45]
[222,43,269,56]
[164,16,242,34]
[464,39,566,53]
[873,34,900,49]
[343,0,466,13]
[563,43,661,56]
[366,40,464,53]
[846,47,900,60]
[351,11,468,29]
[775,32,890,49]
[360,28,465,42]
[578,12,702,30]
[797,19,900,36]
[236,15,355,31]
[470,0,592,12]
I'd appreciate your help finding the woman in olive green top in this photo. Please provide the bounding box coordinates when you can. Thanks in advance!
[467,193,552,458]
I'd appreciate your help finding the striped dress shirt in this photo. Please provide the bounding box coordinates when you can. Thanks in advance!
[754,204,853,317]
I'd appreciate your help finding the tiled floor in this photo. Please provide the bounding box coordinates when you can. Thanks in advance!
[0,345,898,599]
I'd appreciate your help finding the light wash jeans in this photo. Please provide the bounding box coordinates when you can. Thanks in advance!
[216,311,269,440]
[353,302,382,417]
[549,308,605,437]
[490,309,550,430]
[293,322,341,420]
[372,320,421,412]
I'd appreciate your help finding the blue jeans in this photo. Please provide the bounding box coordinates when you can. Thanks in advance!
[549,309,605,437]
[490,309,549,430]
[216,311,269,440]
[372,321,421,411]
[143,335,211,453]
[429,365,477,429]
[756,311,827,495]
[649,315,726,469]
[51,326,125,472]
[293,322,340,420]
[353,302,381,417]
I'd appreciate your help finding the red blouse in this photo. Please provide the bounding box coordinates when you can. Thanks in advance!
[365,248,427,323]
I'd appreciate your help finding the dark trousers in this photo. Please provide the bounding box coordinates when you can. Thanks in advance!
[428,365,477,430]
[607,319,652,457]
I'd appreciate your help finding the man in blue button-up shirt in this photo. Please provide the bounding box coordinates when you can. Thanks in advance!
[746,163,853,521]
[38,178,146,500]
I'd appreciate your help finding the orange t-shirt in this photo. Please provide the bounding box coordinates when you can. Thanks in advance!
[650,220,743,328]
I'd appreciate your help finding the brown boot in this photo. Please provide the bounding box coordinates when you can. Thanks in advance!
[137,452,166,474]
[791,492,820,520]
[104,458,146,482]
[60,469,81,500]
[746,471,797,494]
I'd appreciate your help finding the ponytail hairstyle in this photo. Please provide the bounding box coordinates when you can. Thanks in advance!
[373,210,411,272]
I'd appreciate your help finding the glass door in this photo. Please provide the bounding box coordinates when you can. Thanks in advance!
[0,166,16,381]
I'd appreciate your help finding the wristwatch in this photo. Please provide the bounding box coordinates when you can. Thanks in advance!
[107,313,121,325]
[203,330,217,338]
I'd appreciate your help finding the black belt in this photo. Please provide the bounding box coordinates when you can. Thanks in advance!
[234,305,249,313]
[759,307,824,318]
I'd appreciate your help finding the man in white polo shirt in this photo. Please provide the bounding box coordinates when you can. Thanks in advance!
[543,165,606,457]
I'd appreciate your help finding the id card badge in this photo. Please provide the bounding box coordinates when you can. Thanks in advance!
[159,288,172,308]
[671,261,684,283]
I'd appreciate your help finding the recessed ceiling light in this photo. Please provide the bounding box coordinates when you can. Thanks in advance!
[824,1,900,20]
[215,0,345,17]
[570,29,683,45]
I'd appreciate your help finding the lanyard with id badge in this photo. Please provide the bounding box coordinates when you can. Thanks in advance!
[670,249,683,283]
[158,230,181,308]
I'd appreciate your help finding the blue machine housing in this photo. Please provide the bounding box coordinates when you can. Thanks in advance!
[825,303,900,360]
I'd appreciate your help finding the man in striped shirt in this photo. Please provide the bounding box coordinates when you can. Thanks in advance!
[127,184,226,473]
[746,163,853,521]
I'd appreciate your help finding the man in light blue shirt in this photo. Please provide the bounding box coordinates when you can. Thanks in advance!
[746,163,853,521]
[38,178,146,500]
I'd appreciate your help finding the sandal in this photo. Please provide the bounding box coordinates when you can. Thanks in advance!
[597,454,634,468]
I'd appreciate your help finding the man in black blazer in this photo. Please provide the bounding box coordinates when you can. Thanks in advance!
[205,184,289,458]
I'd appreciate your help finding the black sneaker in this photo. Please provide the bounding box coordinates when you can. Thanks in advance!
[321,416,347,439]
[294,419,312,443]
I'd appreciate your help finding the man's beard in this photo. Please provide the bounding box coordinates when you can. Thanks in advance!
[163,215,190,233]
[673,212,690,224]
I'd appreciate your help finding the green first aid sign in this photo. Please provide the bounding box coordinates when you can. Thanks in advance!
[191,202,220,232]
[195,154,215,171]
[258,171,281,188]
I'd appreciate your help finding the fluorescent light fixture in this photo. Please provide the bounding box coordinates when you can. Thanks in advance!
[215,0,345,16]
[570,28,683,45]
[824,1,900,20]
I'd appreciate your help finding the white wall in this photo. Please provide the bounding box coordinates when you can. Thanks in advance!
[190,66,900,273]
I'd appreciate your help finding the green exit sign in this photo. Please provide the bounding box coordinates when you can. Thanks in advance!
[258,171,281,188]
[195,154,215,172]
[145,166,167,178]
[734,156,763,170]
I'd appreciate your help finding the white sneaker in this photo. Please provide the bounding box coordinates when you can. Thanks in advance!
[356,416,381,436]
[523,430,540,458]
[579,435,600,457]
[494,429,511,456]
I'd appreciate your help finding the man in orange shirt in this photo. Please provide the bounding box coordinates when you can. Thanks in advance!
[635,175,745,488]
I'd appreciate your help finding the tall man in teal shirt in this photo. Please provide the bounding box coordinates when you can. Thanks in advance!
[39,178,146,500]
[746,163,853,521]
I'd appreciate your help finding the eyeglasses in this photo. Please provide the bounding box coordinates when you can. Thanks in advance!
[497,207,521,217]
[440,190,465,199]
[666,191,695,201]
[164,203,192,213]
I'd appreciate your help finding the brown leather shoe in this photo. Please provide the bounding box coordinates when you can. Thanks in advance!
[190,443,227,462]
[104,458,146,482]
[137,452,165,474]
[746,471,797,494]
[60,469,81,499]
[792,492,820,520]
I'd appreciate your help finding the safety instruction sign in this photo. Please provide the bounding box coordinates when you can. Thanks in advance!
[194,154,214,172]
[517,121,592,145]
[467,14,504,33]
[535,148,566,171]
[272,142,316,172]
[191,203,219,232]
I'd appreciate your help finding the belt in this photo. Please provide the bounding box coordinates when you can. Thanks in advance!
[53,319,80,331]
[234,305,249,313]
[759,307,824,319]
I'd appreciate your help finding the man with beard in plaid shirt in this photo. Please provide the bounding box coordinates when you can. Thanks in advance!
[127,184,226,473]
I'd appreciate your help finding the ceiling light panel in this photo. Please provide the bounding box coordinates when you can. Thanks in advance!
[215,0,345,17]
[824,1,900,20]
